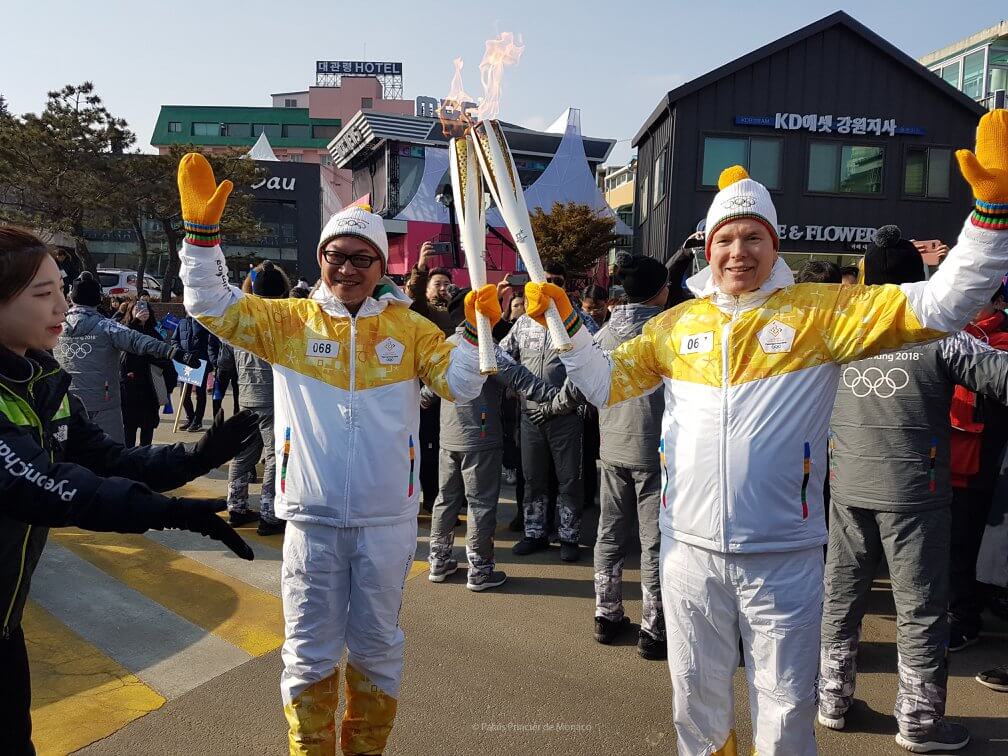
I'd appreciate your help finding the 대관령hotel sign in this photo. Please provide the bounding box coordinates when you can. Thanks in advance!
[734,114,925,137]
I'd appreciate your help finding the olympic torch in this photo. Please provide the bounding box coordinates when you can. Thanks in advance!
[471,119,572,351]
[449,134,497,374]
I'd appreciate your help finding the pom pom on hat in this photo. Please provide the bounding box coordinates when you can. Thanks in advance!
[863,224,925,285]
[873,225,902,248]
[718,165,751,190]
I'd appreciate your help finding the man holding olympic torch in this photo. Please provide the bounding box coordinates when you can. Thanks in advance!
[176,153,501,755]
[522,111,1008,755]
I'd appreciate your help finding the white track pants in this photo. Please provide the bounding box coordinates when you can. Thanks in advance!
[280,519,417,755]
[660,537,823,756]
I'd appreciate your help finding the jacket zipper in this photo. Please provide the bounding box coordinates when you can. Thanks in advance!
[342,314,358,527]
[719,298,739,552]
[2,368,58,638]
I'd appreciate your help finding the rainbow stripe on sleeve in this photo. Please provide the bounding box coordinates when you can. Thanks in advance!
[280,427,291,494]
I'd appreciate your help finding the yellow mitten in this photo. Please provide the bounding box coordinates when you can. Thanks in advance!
[464,285,503,328]
[524,281,576,331]
[956,109,1008,231]
[177,153,234,247]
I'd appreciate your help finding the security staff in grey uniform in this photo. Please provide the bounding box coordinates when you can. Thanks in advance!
[424,327,559,591]
[581,255,669,659]
[820,226,1008,754]
[500,264,587,563]
[56,272,201,443]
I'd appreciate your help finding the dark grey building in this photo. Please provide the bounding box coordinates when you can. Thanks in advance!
[632,11,987,265]
[85,158,322,283]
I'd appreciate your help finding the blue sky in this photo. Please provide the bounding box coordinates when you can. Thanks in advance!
[2,1,1004,166]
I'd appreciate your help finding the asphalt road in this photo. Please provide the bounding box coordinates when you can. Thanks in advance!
[73,473,1007,755]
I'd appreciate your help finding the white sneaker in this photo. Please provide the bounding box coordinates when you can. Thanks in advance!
[817,711,845,730]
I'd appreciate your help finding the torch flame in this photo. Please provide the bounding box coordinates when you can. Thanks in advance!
[438,32,524,136]
[437,57,475,138]
[476,32,524,122]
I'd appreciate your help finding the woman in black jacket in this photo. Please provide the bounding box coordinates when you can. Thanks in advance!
[0,226,259,754]
[120,298,177,447]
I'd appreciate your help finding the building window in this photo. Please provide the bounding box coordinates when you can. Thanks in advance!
[638,173,650,224]
[284,98,298,108]
[653,150,666,207]
[223,123,250,137]
[904,147,950,198]
[941,60,961,89]
[320,154,333,166]
[167,121,182,133]
[283,124,310,139]
[701,136,782,189]
[361,97,373,109]
[311,124,341,140]
[253,123,282,139]
[192,122,220,137]
[807,142,884,194]
[287,154,303,163]
[962,50,986,100]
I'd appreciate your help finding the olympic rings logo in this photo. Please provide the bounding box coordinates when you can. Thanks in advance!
[842,366,909,398]
[54,341,92,360]
[723,196,757,208]
[334,218,368,229]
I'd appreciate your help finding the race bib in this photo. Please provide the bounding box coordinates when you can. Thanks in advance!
[680,332,714,355]
[306,339,340,359]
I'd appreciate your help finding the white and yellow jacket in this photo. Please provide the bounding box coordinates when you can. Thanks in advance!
[561,218,1008,553]
[179,242,486,527]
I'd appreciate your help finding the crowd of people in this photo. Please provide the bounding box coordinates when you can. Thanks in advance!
[0,111,1006,755]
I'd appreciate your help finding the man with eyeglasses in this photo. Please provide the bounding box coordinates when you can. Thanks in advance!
[176,154,500,756]
[500,261,596,561]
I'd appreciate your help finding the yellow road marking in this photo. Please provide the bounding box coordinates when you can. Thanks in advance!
[52,529,284,656]
[25,602,165,756]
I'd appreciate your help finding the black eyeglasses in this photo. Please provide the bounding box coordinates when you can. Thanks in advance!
[546,276,565,286]
[322,250,381,269]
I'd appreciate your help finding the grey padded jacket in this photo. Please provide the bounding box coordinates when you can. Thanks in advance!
[421,333,558,452]
[830,331,1008,512]
[499,314,572,412]
[595,303,665,470]
[235,347,274,407]
[55,306,175,413]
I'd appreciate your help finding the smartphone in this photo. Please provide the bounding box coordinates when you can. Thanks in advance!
[135,300,149,315]
[506,272,530,286]
[431,241,453,255]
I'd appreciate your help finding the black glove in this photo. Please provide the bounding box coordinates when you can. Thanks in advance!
[526,405,552,426]
[170,347,203,369]
[162,497,254,560]
[193,409,260,469]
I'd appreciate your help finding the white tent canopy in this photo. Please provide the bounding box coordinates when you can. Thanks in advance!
[244,131,279,161]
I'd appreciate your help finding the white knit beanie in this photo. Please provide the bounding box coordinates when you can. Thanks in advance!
[317,204,389,264]
[704,166,779,258]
